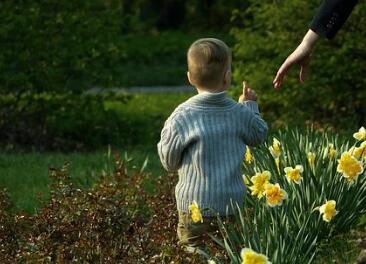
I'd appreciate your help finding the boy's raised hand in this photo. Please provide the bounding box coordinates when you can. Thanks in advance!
[238,81,257,103]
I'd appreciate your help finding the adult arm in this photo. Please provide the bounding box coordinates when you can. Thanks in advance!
[310,0,359,39]
[273,0,358,89]
[273,30,319,89]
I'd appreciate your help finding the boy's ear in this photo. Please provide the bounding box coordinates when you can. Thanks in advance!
[187,71,194,86]
[224,70,231,84]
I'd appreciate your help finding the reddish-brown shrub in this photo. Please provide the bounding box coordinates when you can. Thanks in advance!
[0,152,213,263]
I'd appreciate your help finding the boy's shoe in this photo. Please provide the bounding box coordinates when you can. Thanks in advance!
[209,252,226,264]
[183,244,211,259]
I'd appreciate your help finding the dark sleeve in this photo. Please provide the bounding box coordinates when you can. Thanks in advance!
[310,0,358,39]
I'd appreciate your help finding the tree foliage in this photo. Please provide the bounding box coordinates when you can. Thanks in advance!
[232,0,366,130]
[0,0,244,93]
[0,0,125,93]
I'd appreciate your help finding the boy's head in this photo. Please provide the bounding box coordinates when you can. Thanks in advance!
[187,38,231,91]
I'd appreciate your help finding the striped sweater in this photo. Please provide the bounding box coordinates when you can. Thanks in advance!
[157,92,268,216]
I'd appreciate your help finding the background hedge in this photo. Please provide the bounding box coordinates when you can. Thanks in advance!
[231,0,366,130]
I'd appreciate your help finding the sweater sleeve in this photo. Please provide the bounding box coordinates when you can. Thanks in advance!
[310,0,358,39]
[240,101,268,146]
[157,120,184,172]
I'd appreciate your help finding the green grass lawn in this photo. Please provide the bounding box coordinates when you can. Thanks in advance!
[0,146,163,214]
[0,92,195,214]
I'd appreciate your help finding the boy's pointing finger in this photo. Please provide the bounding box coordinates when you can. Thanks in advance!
[243,81,250,95]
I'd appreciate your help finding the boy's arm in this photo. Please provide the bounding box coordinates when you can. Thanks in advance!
[238,82,268,146]
[240,101,268,147]
[157,120,183,172]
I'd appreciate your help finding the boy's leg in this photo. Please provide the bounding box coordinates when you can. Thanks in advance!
[177,211,217,247]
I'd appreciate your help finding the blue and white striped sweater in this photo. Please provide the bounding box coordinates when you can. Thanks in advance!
[157,92,268,216]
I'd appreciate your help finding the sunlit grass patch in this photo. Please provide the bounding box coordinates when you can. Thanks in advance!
[0,146,161,213]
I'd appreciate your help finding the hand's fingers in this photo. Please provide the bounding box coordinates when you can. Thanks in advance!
[273,65,287,89]
[246,85,251,96]
[299,61,310,83]
[273,73,284,89]
[273,77,282,90]
[273,56,294,89]
[243,81,249,95]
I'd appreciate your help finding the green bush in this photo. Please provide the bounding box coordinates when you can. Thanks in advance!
[0,92,131,150]
[231,0,366,130]
[0,91,193,151]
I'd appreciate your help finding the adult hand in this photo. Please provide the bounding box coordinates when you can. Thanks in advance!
[273,29,319,89]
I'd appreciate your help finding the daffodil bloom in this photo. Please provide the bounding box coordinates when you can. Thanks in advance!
[245,147,253,164]
[337,152,364,182]
[264,183,287,207]
[350,141,366,160]
[328,144,336,159]
[348,146,359,159]
[249,171,271,199]
[275,158,280,174]
[269,138,281,158]
[319,200,338,222]
[284,165,303,184]
[307,152,316,167]
[208,260,216,264]
[353,127,366,141]
[241,248,271,264]
[189,201,203,223]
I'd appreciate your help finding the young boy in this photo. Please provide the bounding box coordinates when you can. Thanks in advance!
[157,38,268,251]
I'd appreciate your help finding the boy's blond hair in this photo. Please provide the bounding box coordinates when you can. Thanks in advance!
[187,38,231,89]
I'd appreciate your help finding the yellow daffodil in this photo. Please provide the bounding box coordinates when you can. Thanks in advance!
[284,165,303,184]
[208,260,216,264]
[189,201,203,223]
[350,141,366,160]
[318,200,338,222]
[348,146,357,157]
[328,144,336,159]
[269,138,281,158]
[275,158,280,174]
[337,152,364,182]
[353,127,366,141]
[264,183,287,207]
[307,152,316,167]
[249,171,271,199]
[241,248,271,264]
[245,147,253,164]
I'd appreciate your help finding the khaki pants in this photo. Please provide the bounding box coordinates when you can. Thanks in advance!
[177,211,230,247]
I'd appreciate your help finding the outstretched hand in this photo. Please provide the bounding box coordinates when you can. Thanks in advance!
[273,43,312,89]
[273,29,319,89]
